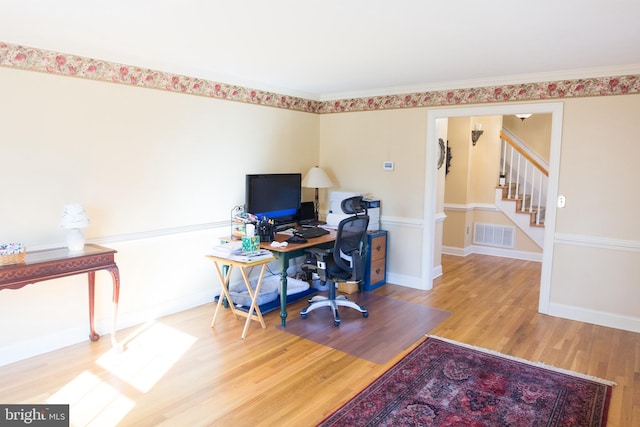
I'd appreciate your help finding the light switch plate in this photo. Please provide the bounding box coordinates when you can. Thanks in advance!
[558,195,566,208]
[383,161,394,171]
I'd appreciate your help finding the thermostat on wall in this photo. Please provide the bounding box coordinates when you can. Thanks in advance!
[383,161,394,171]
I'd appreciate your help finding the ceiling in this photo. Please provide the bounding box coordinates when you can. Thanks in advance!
[2,0,640,100]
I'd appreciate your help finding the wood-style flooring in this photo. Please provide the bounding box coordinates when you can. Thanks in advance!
[0,254,637,426]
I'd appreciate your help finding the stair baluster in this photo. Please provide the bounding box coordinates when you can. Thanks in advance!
[508,147,514,199]
[516,151,521,203]
[528,167,535,213]
[497,132,549,248]
[536,172,543,225]
[521,161,528,212]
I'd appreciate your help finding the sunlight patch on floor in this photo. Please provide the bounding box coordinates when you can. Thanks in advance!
[46,320,198,426]
[47,371,134,426]
[97,321,198,392]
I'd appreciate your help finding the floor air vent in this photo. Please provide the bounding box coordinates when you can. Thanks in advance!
[473,223,515,248]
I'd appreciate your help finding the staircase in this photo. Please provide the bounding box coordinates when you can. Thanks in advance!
[494,130,548,249]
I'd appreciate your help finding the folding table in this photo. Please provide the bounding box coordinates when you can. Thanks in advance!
[207,253,274,339]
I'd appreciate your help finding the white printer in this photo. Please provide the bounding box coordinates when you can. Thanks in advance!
[325,191,380,231]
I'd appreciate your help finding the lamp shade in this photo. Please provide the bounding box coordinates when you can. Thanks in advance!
[59,203,90,229]
[302,166,334,189]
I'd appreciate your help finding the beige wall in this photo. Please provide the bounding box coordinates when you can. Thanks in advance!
[0,67,319,364]
[319,97,639,332]
[470,115,503,204]
[2,68,319,245]
[2,65,639,364]
[444,117,472,205]
[557,96,640,241]
[319,108,428,284]
[548,95,640,322]
[318,109,427,218]
[503,114,552,163]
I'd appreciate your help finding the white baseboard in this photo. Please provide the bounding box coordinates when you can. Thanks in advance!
[441,245,473,257]
[547,302,640,333]
[442,245,542,262]
[432,263,443,279]
[0,290,215,367]
[386,272,424,289]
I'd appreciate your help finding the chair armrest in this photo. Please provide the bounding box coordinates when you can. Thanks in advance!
[306,247,331,259]
[305,248,332,282]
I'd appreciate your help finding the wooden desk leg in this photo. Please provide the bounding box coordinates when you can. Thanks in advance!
[279,254,289,328]
[107,265,121,350]
[240,264,267,339]
[221,264,230,308]
[211,263,236,327]
[88,271,100,342]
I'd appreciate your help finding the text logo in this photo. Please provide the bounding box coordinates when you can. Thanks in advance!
[1,405,69,426]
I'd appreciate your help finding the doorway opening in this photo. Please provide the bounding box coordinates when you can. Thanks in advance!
[423,103,564,315]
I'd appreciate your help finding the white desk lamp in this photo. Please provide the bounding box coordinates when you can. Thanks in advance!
[60,203,90,251]
[302,166,334,221]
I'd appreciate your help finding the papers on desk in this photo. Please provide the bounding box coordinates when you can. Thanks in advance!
[208,241,273,262]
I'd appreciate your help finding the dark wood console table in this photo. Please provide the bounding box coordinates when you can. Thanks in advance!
[0,244,120,347]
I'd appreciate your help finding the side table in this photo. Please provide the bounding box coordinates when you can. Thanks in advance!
[0,244,120,348]
[207,254,274,339]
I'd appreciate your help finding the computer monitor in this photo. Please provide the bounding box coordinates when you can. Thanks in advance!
[298,201,316,225]
[245,173,301,227]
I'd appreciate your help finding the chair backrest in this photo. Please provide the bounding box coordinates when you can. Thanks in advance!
[333,214,370,281]
[340,195,367,215]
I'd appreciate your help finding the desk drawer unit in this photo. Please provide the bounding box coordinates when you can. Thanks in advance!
[364,230,387,291]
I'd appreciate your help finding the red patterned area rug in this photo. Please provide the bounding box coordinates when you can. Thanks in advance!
[319,336,614,427]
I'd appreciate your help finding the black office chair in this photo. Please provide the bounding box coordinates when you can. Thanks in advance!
[300,196,369,326]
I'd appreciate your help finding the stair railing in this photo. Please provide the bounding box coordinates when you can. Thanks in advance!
[500,131,548,225]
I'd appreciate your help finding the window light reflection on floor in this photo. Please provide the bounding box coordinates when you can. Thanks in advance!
[97,321,198,392]
[47,371,134,426]
[46,320,198,426]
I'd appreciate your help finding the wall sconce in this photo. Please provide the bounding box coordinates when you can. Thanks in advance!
[471,123,483,146]
[59,203,90,251]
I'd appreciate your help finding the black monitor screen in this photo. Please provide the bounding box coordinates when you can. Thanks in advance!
[245,173,301,224]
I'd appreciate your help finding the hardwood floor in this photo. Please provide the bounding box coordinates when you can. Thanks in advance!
[0,254,638,426]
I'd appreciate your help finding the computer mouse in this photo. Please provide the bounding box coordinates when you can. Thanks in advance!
[287,235,307,244]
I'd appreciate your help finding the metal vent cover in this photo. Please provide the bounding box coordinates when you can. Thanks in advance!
[473,223,515,248]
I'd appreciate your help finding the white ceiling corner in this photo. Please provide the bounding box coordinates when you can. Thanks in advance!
[1,0,640,100]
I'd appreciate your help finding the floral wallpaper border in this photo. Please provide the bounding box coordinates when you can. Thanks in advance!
[1,41,639,114]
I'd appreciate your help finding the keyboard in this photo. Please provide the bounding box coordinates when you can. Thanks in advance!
[294,227,330,239]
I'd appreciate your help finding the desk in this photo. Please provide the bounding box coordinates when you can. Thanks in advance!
[261,231,335,327]
[219,231,336,327]
[0,244,120,347]
[207,253,274,338]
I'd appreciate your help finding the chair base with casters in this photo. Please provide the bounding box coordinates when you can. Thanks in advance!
[300,281,368,327]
